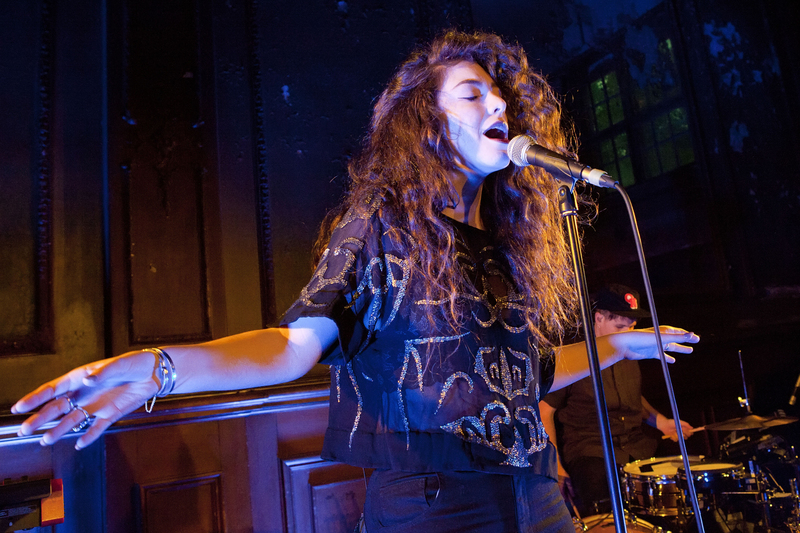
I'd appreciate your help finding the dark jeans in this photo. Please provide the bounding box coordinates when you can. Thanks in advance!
[363,469,574,533]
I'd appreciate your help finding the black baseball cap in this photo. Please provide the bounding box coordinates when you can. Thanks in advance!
[593,283,650,318]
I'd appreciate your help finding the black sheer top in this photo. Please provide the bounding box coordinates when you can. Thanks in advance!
[281,200,557,477]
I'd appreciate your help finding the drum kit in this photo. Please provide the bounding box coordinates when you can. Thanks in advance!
[574,412,800,533]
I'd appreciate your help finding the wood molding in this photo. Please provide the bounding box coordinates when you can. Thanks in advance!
[245,0,278,327]
[0,369,330,445]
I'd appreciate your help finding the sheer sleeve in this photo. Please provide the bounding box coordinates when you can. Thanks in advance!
[281,203,401,365]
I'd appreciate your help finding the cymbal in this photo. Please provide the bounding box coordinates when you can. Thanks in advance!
[704,414,798,431]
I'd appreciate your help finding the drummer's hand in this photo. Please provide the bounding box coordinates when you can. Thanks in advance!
[657,416,696,442]
[11,350,160,450]
[608,326,699,363]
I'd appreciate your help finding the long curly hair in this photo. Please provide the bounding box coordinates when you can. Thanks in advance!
[315,29,581,349]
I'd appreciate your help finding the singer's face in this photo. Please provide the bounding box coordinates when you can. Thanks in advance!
[437,61,510,181]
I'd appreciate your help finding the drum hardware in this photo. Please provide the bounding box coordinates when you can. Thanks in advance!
[709,351,799,432]
[617,351,800,532]
[691,351,800,531]
[620,455,799,532]
[787,479,800,533]
[713,460,800,533]
[720,433,790,462]
[757,487,800,533]
[575,511,669,533]
[766,469,788,494]
[662,416,797,440]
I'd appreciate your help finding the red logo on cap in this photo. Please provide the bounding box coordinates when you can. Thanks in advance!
[625,293,638,310]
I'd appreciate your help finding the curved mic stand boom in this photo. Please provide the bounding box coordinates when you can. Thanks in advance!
[612,182,705,532]
[556,179,706,533]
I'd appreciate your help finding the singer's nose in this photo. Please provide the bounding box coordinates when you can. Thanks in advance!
[488,89,506,115]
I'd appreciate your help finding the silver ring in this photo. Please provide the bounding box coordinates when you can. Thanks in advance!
[71,406,94,432]
[59,395,78,414]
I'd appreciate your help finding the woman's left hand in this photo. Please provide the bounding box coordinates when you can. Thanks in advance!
[606,326,699,363]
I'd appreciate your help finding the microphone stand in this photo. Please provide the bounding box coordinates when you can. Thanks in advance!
[556,181,628,533]
[557,180,706,533]
[511,133,704,531]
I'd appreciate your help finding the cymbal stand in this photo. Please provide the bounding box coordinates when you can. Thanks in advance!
[747,460,775,531]
[737,350,753,415]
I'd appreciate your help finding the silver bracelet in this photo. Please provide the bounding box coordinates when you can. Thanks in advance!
[143,347,177,413]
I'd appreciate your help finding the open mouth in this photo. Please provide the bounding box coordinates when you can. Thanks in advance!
[483,124,508,142]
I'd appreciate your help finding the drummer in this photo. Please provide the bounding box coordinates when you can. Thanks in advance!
[540,284,696,517]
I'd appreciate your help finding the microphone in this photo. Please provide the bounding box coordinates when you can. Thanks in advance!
[789,372,800,406]
[507,135,617,189]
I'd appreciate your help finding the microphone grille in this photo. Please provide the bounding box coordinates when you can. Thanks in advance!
[507,135,533,167]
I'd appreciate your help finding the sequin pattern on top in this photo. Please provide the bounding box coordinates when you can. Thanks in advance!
[412,236,549,467]
[280,203,554,473]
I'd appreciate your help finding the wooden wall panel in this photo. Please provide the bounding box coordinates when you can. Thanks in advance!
[219,417,256,533]
[206,0,267,333]
[91,388,342,533]
[275,404,329,459]
[138,474,225,533]
[245,413,284,533]
[0,0,107,409]
[0,440,52,482]
[105,422,226,533]
[116,0,213,346]
[281,457,368,533]
[0,0,54,356]
[1,380,338,532]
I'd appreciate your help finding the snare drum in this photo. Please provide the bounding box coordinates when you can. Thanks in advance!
[622,456,703,517]
[577,513,659,533]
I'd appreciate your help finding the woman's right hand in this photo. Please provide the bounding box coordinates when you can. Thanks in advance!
[11,350,161,449]
[608,326,699,363]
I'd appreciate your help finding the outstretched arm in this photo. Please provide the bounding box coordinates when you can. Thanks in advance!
[12,316,338,449]
[550,327,699,392]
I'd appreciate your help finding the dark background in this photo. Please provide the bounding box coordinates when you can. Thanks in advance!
[2,0,799,461]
